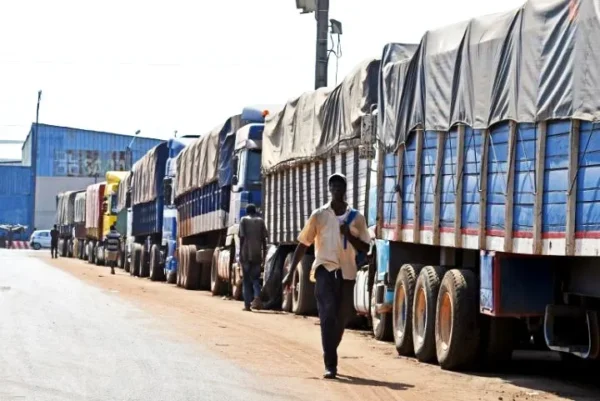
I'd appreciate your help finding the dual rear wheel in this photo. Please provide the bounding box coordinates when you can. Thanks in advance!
[391,266,501,370]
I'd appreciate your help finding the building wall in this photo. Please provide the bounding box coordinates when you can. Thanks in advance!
[19,123,163,229]
[30,124,161,177]
[0,166,33,234]
[34,176,99,230]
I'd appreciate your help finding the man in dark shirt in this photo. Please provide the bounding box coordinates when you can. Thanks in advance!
[50,225,59,259]
[239,204,268,311]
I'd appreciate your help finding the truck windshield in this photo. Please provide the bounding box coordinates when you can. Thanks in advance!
[111,194,118,214]
[246,150,261,189]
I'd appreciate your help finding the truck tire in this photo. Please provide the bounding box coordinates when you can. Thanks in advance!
[95,245,104,266]
[197,249,213,290]
[293,255,317,315]
[412,265,444,363]
[87,243,95,264]
[371,281,393,341]
[131,244,142,277]
[435,269,480,371]
[175,247,182,286]
[139,246,149,278]
[184,245,199,290]
[281,253,294,312]
[210,248,224,296]
[393,264,421,356]
[180,245,189,288]
[149,244,164,281]
[123,243,130,273]
[61,239,68,257]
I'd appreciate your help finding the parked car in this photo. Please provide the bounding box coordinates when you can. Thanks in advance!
[30,230,52,250]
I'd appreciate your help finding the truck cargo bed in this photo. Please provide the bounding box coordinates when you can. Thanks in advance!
[264,149,372,245]
[381,119,600,257]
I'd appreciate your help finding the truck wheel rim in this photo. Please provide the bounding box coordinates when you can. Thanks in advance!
[370,286,380,328]
[292,269,300,301]
[439,292,453,351]
[395,285,406,336]
[415,288,427,343]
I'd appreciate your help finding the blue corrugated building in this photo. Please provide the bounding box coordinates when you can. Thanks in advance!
[0,123,163,236]
[0,166,33,241]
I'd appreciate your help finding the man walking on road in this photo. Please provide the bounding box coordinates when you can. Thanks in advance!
[50,225,59,259]
[283,173,371,379]
[105,225,121,275]
[239,204,268,312]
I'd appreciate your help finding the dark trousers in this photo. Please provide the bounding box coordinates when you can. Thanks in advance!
[242,262,261,308]
[314,266,356,372]
[50,241,58,258]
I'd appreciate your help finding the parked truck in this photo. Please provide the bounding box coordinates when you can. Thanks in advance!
[129,138,190,281]
[56,190,85,258]
[162,136,198,283]
[94,171,129,264]
[261,59,379,315]
[85,182,106,265]
[73,191,87,259]
[114,171,132,271]
[354,0,600,371]
[174,108,267,295]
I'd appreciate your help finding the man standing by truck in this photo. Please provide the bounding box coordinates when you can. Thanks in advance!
[283,173,371,379]
[239,204,268,311]
[105,225,121,275]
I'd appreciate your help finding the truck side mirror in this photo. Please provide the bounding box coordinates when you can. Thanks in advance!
[232,175,239,186]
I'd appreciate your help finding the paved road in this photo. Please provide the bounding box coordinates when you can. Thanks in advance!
[0,250,285,401]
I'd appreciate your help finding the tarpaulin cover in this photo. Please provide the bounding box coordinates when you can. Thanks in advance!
[85,183,105,230]
[262,58,380,173]
[379,0,600,151]
[56,191,83,225]
[132,142,168,206]
[74,192,86,224]
[175,115,242,198]
[115,171,132,213]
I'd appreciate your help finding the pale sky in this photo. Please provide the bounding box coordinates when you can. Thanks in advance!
[0,0,525,160]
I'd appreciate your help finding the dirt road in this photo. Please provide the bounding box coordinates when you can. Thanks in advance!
[42,252,598,401]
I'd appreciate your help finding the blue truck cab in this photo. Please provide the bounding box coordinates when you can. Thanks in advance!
[227,117,266,271]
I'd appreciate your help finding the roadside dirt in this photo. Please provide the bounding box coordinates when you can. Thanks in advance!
[42,254,598,401]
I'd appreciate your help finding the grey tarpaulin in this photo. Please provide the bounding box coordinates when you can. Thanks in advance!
[115,171,132,213]
[56,191,83,225]
[132,144,161,206]
[175,115,242,198]
[262,58,380,173]
[74,192,86,224]
[379,0,600,151]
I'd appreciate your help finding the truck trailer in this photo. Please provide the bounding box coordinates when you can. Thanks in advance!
[55,190,85,258]
[129,139,189,281]
[355,0,600,371]
[163,136,198,283]
[260,58,380,315]
[174,108,266,295]
[73,191,87,259]
[85,182,106,265]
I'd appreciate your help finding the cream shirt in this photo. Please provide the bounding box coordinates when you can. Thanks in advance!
[297,202,371,281]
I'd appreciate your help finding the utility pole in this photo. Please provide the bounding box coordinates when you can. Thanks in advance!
[296,0,330,89]
[30,90,42,233]
[314,0,329,89]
